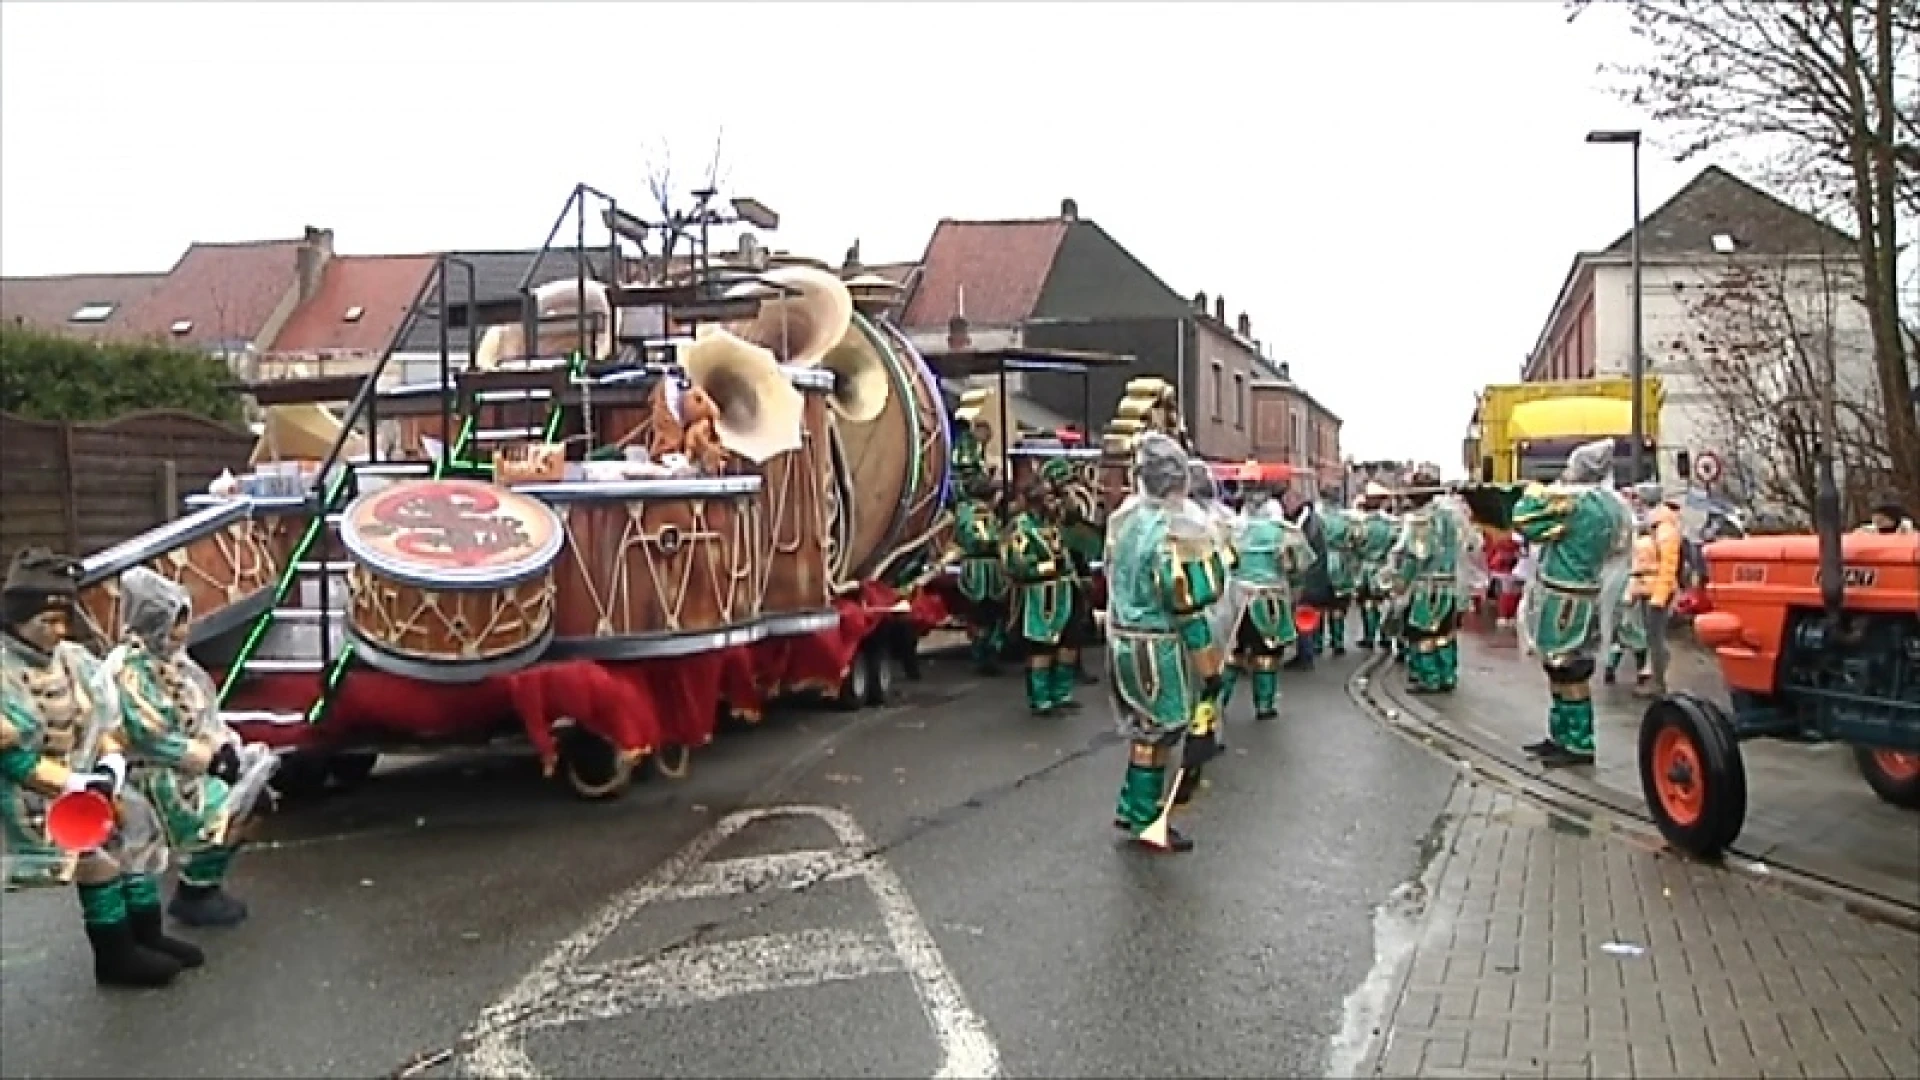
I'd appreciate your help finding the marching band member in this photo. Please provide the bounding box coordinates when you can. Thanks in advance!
[1105,434,1226,852]
[1504,439,1636,768]
[1002,478,1078,715]
[1319,502,1361,656]
[1604,511,1655,689]
[1353,483,1399,651]
[0,548,187,988]
[109,568,277,929]
[1384,471,1470,693]
[1219,482,1317,719]
[1040,457,1103,688]
[950,473,1010,676]
[1185,462,1241,725]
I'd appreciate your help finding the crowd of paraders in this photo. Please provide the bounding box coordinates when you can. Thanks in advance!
[1,433,1913,991]
[940,427,1916,855]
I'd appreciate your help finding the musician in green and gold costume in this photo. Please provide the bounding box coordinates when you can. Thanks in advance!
[1105,433,1226,853]
[1,548,194,989]
[110,568,278,929]
[1468,438,1635,768]
[1320,506,1361,655]
[1040,456,1102,688]
[949,472,1009,675]
[1353,485,1399,650]
[1218,483,1317,719]
[1002,478,1078,714]
[1384,471,1471,693]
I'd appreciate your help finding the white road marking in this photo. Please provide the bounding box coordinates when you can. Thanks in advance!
[463,805,1001,1080]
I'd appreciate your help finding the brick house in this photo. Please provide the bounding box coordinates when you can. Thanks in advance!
[1,272,165,340]
[896,198,1296,461]
[261,254,440,382]
[1249,367,1346,497]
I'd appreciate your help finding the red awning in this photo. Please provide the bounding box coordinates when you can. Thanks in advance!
[1208,460,1294,483]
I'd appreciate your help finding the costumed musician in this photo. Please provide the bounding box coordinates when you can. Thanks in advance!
[1001,476,1080,715]
[1217,479,1318,720]
[947,430,1011,676]
[1104,433,1227,853]
[1383,469,1470,693]
[1352,482,1400,652]
[0,548,192,989]
[1040,455,1104,688]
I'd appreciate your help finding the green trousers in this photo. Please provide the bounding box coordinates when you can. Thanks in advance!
[1548,689,1596,753]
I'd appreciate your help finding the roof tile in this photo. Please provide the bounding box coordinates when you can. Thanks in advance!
[113,240,305,346]
[1605,165,1854,257]
[0,273,165,339]
[269,255,439,355]
[899,220,1068,329]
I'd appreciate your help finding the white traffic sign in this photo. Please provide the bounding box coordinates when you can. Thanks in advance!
[1695,451,1723,485]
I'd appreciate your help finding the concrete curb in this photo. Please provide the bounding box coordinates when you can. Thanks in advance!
[1346,649,1920,934]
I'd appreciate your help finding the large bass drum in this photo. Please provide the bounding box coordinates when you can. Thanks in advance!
[829,314,953,585]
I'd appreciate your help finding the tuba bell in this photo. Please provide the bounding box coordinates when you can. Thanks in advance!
[722,266,854,369]
[812,316,892,424]
[681,326,807,464]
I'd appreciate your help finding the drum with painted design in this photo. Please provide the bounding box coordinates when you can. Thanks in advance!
[339,478,565,681]
[753,367,838,635]
[522,477,767,658]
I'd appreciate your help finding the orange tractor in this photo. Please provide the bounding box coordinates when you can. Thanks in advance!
[1639,530,1920,857]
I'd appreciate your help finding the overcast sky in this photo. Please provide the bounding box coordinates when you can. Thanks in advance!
[2,1,1716,463]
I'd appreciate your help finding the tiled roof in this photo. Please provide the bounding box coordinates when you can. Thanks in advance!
[269,255,439,355]
[1604,165,1854,257]
[113,240,305,346]
[862,260,920,286]
[398,247,618,353]
[899,220,1069,329]
[0,273,164,339]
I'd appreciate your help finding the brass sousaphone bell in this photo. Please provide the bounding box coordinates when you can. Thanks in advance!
[681,327,806,464]
[725,266,888,424]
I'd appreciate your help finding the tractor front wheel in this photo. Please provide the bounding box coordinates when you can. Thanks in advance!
[1638,693,1748,859]
[1855,747,1920,809]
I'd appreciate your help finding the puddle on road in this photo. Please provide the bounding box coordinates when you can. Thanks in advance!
[1325,810,1453,1078]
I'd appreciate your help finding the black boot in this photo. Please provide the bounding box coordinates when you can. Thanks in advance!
[1132,826,1195,853]
[86,921,181,989]
[129,905,205,969]
[169,883,248,928]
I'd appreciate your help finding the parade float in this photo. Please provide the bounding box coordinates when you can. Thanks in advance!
[66,184,963,799]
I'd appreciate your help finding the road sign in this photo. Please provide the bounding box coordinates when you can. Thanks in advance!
[1695,451,1723,486]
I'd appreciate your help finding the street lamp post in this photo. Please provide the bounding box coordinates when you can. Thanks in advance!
[1586,129,1645,483]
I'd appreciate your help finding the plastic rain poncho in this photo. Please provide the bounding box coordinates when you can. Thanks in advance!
[1513,439,1636,661]
[108,569,278,831]
[1185,461,1241,650]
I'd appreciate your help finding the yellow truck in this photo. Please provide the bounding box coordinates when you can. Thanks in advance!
[1463,377,1665,484]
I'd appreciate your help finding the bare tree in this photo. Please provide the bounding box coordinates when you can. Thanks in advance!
[636,129,731,284]
[1671,250,1894,522]
[1571,0,1920,504]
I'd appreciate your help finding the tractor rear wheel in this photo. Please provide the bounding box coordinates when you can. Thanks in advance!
[1855,747,1920,809]
[1638,693,1748,859]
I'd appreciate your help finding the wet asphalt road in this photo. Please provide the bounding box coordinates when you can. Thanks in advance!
[0,647,1458,1079]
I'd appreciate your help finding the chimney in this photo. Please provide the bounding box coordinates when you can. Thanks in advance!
[1277,360,1292,381]
[1213,295,1226,323]
[1236,312,1251,338]
[1060,197,1079,221]
[948,314,972,352]
[1193,291,1208,313]
[296,226,333,304]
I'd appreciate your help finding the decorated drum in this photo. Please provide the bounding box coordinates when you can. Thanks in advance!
[831,314,953,586]
[519,477,768,658]
[753,367,838,635]
[339,478,565,682]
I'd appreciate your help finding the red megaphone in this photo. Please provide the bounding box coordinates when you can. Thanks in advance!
[1294,605,1322,636]
[47,789,115,853]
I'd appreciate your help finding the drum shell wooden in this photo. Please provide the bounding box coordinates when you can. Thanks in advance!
[753,372,836,629]
[345,563,555,664]
[531,477,767,655]
[78,497,300,650]
[833,316,953,584]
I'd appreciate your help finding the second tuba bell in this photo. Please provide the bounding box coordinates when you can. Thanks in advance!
[681,327,807,464]
[813,316,892,424]
[723,266,854,369]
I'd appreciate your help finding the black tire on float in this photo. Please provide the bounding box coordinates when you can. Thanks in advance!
[1854,746,1920,809]
[834,646,872,712]
[328,752,378,790]
[864,641,895,707]
[1637,692,1748,859]
[271,753,332,799]
[556,724,634,800]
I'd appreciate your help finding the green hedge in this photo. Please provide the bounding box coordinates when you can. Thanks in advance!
[0,325,243,425]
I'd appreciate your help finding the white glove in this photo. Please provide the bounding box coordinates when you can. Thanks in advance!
[96,752,128,794]
[60,770,112,796]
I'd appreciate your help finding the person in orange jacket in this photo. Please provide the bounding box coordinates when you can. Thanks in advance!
[1605,522,1656,687]
[1632,482,1683,697]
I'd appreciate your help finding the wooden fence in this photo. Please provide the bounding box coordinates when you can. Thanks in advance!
[0,410,255,565]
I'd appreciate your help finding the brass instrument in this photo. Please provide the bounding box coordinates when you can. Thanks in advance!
[681,327,807,464]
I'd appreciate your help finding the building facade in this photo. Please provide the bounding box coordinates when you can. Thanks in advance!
[1250,371,1345,496]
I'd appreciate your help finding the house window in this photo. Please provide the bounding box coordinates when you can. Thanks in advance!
[69,303,115,323]
[1291,410,1305,462]
[1211,360,1223,419]
[170,319,193,335]
[1233,372,1246,429]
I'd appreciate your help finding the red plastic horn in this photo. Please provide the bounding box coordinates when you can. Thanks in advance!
[46,790,115,853]
[1294,605,1322,636]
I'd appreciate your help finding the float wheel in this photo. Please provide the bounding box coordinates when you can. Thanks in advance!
[1855,747,1920,809]
[651,744,693,781]
[864,643,895,707]
[270,753,332,799]
[834,650,872,712]
[328,752,379,790]
[1638,693,1747,859]
[557,725,634,801]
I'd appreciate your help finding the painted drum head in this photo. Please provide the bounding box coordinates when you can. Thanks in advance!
[341,478,565,588]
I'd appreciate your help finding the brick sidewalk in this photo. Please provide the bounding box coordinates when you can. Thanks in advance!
[1371,783,1920,1079]
[1392,628,1920,911]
